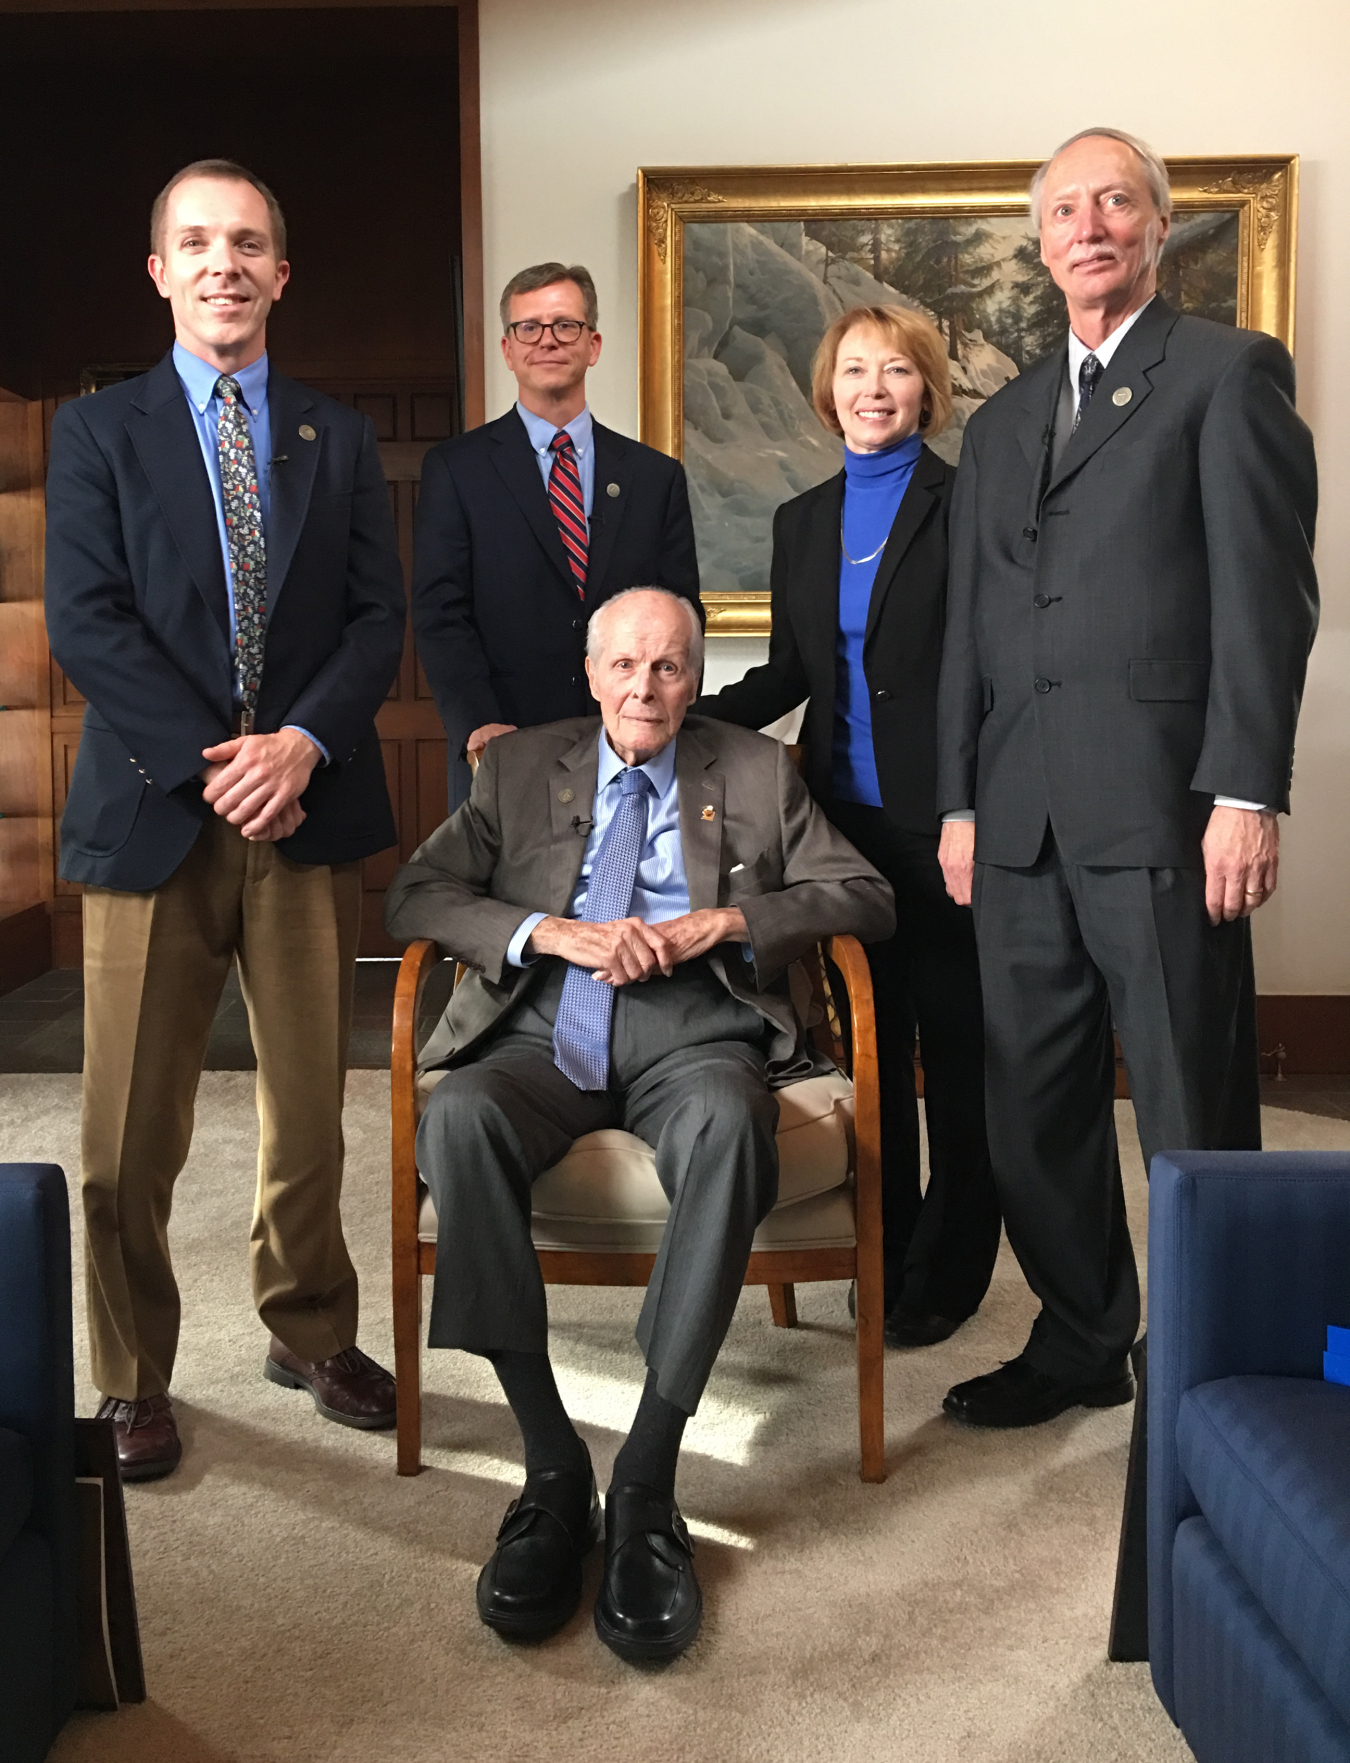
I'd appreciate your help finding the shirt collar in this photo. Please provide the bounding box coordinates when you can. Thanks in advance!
[1067,294,1154,382]
[596,725,677,798]
[516,399,593,459]
[173,340,269,417]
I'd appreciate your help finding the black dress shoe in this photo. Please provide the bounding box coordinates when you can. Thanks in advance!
[885,1310,964,1349]
[594,1483,702,1664]
[943,1355,1135,1429]
[476,1452,601,1641]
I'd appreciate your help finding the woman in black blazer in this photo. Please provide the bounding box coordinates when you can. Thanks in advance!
[698,304,999,1346]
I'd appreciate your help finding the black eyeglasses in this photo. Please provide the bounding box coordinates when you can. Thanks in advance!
[506,318,592,344]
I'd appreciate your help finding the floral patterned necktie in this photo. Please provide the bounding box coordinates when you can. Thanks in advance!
[552,767,653,1090]
[216,374,267,729]
[548,430,589,599]
[1072,352,1103,433]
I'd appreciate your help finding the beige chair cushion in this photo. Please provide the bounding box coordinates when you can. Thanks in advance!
[415,1067,856,1254]
[416,1180,857,1255]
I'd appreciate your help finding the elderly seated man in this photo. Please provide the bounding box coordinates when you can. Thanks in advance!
[385,586,893,1663]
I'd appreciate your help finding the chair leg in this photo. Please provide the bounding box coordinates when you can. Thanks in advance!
[394,1259,424,1477]
[855,1267,886,1484]
[767,1282,798,1328]
[1108,1335,1149,1659]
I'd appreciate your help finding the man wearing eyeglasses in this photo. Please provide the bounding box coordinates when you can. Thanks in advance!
[413,262,702,805]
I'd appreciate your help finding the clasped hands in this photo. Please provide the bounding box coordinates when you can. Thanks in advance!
[938,805,1279,925]
[528,906,750,987]
[199,728,321,842]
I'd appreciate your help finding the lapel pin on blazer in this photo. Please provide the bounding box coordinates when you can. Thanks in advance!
[558,788,575,803]
[1112,387,1133,407]
[606,482,621,497]
[298,423,317,441]
[701,805,716,821]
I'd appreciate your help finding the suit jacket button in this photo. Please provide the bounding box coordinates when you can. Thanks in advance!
[1023,526,1038,541]
[1034,594,1051,609]
[571,675,580,686]
[572,618,584,630]
[1034,676,1052,694]
[874,689,891,701]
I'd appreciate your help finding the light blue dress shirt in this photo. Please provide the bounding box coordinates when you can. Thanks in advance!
[515,400,595,524]
[173,340,326,761]
[506,729,687,966]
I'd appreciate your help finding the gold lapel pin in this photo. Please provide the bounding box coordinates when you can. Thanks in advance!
[558,788,575,804]
[1112,387,1133,407]
[606,482,621,497]
[701,805,716,821]
[298,423,317,440]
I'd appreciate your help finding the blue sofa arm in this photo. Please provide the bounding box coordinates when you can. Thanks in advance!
[1148,1150,1350,1719]
[0,1165,78,1756]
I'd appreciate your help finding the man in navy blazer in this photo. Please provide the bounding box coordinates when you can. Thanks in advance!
[44,159,405,1480]
[412,261,700,805]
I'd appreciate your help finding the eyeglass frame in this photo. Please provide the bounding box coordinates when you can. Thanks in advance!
[504,318,594,344]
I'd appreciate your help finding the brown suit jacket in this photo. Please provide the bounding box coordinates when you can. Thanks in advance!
[383,714,895,1082]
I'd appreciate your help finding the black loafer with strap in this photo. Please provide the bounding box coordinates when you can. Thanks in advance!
[594,1482,702,1664]
[476,1450,601,1641]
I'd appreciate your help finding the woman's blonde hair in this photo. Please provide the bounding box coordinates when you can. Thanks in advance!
[810,304,953,439]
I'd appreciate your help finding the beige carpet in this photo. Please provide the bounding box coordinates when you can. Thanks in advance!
[2,1073,1346,1763]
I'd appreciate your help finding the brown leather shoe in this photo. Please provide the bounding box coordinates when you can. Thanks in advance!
[264,1338,397,1430]
[95,1393,182,1482]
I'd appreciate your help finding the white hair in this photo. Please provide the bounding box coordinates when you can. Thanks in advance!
[1029,127,1173,231]
[586,587,705,676]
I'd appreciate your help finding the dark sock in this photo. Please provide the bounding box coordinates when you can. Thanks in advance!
[484,1349,588,1481]
[609,1368,689,1501]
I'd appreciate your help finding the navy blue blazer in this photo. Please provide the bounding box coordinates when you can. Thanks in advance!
[44,351,406,891]
[411,408,700,799]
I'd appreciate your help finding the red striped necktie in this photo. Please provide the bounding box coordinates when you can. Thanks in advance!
[548,430,589,598]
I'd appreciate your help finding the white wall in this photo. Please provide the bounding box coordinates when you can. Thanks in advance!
[479,0,1350,992]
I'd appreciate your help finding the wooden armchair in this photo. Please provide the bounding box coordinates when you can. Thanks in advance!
[391,935,885,1482]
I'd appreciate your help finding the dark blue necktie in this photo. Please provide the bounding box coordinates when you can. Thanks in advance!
[552,767,653,1090]
[1072,352,1103,433]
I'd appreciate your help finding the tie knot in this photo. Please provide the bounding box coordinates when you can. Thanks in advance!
[1079,353,1103,392]
[215,374,243,404]
[619,766,650,797]
[550,430,574,455]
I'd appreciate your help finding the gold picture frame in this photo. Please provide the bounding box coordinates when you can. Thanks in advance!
[638,157,1298,635]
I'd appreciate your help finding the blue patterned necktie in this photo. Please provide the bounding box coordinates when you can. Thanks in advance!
[1072,352,1103,433]
[552,767,653,1090]
[215,374,267,728]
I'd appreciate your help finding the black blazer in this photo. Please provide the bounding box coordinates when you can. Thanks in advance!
[44,352,407,891]
[411,408,700,783]
[696,444,955,836]
[936,299,1320,869]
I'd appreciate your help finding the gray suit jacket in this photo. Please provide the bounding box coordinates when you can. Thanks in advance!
[383,715,895,1082]
[936,299,1319,868]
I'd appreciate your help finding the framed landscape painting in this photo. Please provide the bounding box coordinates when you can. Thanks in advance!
[637,158,1297,634]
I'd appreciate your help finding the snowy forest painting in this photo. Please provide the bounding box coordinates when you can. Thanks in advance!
[682,210,1239,597]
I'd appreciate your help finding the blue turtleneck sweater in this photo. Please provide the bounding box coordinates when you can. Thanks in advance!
[832,432,924,805]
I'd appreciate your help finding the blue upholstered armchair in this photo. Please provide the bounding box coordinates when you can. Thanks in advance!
[0,1164,78,1762]
[1149,1150,1350,1763]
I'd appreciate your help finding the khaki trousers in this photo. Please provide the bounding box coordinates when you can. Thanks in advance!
[80,813,363,1399]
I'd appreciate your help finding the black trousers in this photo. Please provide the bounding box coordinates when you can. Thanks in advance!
[973,834,1260,1383]
[416,959,780,1414]
[826,801,1000,1321]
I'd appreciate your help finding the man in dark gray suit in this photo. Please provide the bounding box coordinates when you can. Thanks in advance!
[936,128,1319,1429]
[385,588,892,1661]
